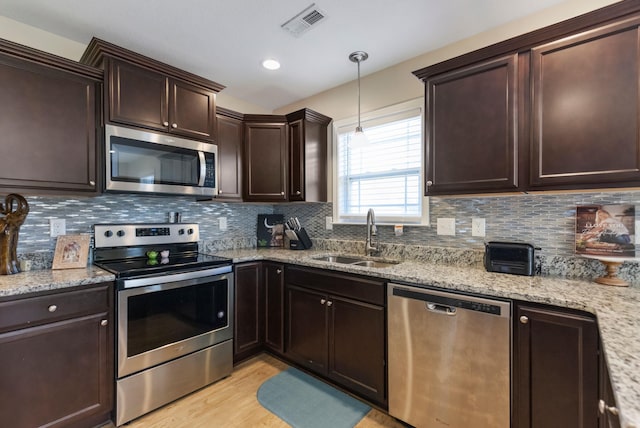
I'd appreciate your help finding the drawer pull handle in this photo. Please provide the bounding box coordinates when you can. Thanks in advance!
[276,269,282,274]
[519,315,529,324]
[320,299,326,305]
[163,121,169,127]
[172,123,178,129]
[48,305,57,313]
[598,399,619,416]
[101,319,108,326]
[327,301,333,307]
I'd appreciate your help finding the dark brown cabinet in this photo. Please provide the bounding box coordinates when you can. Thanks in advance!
[233,261,285,363]
[285,266,386,406]
[598,343,621,428]
[216,108,244,200]
[424,54,520,194]
[264,261,285,354]
[285,109,331,202]
[233,262,263,363]
[514,304,599,428]
[0,40,101,195]
[107,58,216,141]
[243,109,331,202]
[243,117,289,202]
[530,17,640,189]
[0,283,113,428]
[81,37,223,143]
[414,3,640,194]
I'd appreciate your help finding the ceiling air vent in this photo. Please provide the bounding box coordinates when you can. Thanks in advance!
[281,3,327,37]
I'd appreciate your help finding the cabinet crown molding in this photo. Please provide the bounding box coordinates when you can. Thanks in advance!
[80,37,225,92]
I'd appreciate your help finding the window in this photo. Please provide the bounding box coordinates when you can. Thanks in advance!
[333,99,427,225]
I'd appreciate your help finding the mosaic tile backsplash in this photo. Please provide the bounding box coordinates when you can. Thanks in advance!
[12,190,640,283]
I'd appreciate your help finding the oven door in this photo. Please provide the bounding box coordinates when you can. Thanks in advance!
[117,266,233,378]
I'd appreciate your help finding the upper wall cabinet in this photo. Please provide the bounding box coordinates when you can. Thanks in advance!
[0,39,102,195]
[530,17,640,189]
[81,38,223,143]
[216,108,244,200]
[414,2,640,195]
[425,54,520,194]
[286,109,332,202]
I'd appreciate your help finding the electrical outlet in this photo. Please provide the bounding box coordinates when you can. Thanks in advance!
[437,218,456,236]
[219,217,227,231]
[325,216,333,230]
[472,218,486,237]
[49,218,66,237]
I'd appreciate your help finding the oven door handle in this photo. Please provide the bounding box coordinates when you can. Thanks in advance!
[122,265,232,289]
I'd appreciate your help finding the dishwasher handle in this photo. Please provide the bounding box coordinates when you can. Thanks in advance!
[426,302,457,316]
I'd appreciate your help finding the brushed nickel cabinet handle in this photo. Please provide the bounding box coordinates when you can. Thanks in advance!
[163,121,169,127]
[295,190,301,195]
[89,180,95,186]
[276,269,282,274]
[172,123,178,129]
[280,191,285,195]
[327,301,333,307]
[101,319,108,326]
[320,299,326,305]
[48,305,57,313]
[520,315,529,324]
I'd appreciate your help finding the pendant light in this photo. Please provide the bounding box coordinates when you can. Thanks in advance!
[349,51,369,147]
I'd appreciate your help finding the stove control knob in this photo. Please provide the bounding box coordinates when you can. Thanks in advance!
[116,230,125,237]
[104,230,113,238]
[187,228,194,235]
[178,229,185,235]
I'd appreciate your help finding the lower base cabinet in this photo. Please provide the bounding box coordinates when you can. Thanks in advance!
[514,303,599,428]
[0,283,113,428]
[285,266,386,407]
[598,345,621,428]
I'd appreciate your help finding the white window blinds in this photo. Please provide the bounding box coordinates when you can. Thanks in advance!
[335,102,424,224]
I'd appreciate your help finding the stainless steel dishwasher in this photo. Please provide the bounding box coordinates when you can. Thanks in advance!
[388,283,511,428]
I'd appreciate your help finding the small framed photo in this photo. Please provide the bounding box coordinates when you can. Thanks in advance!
[52,234,90,270]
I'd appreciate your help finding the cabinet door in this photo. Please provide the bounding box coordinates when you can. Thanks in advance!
[233,262,264,363]
[286,284,328,373]
[216,113,243,200]
[170,79,216,141]
[243,122,288,201]
[108,58,169,131]
[530,18,640,189]
[0,313,112,428]
[426,54,519,194]
[598,350,621,428]
[329,295,386,406]
[288,118,305,201]
[264,262,284,354]
[0,55,98,194]
[514,305,598,428]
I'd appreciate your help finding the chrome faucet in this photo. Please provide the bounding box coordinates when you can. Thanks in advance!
[365,208,379,256]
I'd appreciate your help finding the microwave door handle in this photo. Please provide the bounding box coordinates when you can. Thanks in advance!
[198,151,206,186]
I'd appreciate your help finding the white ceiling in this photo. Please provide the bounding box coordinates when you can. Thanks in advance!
[0,0,570,110]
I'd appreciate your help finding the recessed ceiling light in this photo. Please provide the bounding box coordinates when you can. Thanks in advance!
[262,59,281,70]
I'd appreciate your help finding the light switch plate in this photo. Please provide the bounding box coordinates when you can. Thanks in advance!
[49,218,66,237]
[437,218,456,236]
[472,218,486,237]
[219,217,227,231]
[325,216,333,230]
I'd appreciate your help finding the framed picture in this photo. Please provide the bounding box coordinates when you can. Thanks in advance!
[52,234,90,270]
[575,204,636,257]
[257,214,284,248]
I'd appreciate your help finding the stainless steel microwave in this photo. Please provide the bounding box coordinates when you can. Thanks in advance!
[105,124,217,197]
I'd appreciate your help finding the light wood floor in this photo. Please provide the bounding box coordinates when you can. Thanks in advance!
[124,353,406,427]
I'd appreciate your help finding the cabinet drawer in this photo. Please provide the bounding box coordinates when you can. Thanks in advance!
[286,266,385,306]
[0,284,111,332]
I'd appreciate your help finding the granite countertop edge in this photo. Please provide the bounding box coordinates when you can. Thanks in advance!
[0,249,636,428]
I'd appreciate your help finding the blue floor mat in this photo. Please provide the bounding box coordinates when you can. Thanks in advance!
[257,367,371,428]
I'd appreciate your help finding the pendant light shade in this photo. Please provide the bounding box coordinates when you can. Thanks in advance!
[349,51,369,147]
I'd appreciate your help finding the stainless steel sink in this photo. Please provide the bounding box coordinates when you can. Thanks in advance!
[352,260,399,268]
[312,255,400,268]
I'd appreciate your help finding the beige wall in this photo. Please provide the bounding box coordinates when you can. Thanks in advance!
[274,0,621,120]
[0,15,269,114]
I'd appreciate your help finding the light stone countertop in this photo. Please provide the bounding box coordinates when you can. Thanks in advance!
[213,247,640,428]
[0,266,115,298]
[0,249,637,427]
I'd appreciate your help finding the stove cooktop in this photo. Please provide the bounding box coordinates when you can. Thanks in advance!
[94,253,232,279]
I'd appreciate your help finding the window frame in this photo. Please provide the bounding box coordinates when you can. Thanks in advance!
[331,98,429,226]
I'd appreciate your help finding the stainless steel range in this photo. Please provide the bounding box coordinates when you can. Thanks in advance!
[93,223,233,426]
